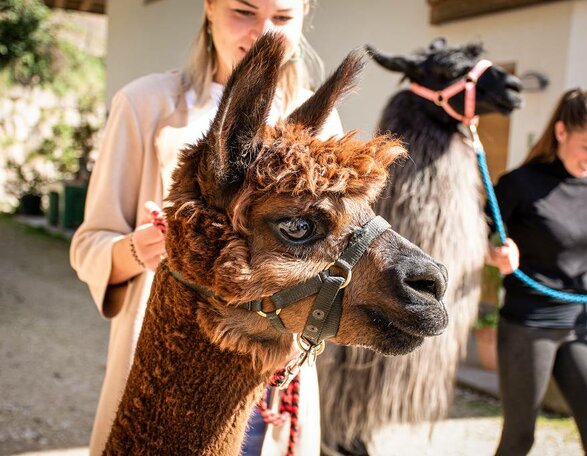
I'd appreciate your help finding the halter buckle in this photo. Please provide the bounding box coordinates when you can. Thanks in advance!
[326,259,352,289]
[295,334,325,367]
[276,350,308,390]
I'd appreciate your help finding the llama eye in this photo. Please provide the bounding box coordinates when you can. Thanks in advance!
[277,218,315,242]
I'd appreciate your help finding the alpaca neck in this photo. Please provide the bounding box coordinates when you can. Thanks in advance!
[103,268,268,456]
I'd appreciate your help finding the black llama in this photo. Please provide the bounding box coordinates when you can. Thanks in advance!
[318,37,522,455]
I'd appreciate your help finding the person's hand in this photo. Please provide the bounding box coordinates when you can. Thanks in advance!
[487,238,519,275]
[144,200,167,235]
[130,202,167,271]
[130,222,166,271]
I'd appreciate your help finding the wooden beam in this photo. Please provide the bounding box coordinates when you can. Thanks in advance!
[80,0,94,12]
[43,0,106,14]
[428,0,567,25]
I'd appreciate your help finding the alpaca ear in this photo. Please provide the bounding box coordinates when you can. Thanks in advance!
[365,45,423,78]
[286,49,365,135]
[205,33,286,202]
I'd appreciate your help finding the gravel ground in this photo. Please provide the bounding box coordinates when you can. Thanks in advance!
[368,388,582,456]
[0,216,108,455]
[0,215,582,456]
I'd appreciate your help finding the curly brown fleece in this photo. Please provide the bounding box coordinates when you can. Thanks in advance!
[103,33,437,456]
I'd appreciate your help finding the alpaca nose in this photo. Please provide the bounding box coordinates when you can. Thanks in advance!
[401,260,447,303]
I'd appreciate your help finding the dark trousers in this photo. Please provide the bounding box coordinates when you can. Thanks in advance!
[495,317,587,455]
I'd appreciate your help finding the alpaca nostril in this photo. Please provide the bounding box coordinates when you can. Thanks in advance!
[402,263,447,302]
[438,263,449,283]
[405,279,438,297]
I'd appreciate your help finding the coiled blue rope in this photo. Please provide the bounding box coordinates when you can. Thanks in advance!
[470,124,587,304]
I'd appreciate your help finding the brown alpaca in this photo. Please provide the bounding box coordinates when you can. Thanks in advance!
[103,34,449,455]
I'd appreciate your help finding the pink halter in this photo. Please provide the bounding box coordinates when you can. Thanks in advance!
[410,59,493,126]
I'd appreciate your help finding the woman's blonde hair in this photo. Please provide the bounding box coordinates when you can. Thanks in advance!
[182,0,323,113]
[524,88,587,165]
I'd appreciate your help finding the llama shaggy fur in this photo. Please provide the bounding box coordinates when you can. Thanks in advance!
[319,38,521,453]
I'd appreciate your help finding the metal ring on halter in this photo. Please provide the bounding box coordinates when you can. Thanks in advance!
[295,334,325,356]
[434,93,445,106]
[256,308,282,318]
[326,260,352,289]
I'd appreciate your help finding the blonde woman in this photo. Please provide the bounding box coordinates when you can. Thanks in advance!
[70,1,342,454]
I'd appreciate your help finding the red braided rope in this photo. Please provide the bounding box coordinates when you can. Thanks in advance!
[257,370,301,456]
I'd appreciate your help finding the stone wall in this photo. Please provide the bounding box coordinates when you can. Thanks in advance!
[0,85,104,212]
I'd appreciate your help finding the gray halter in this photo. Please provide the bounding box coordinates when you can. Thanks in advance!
[165,215,390,347]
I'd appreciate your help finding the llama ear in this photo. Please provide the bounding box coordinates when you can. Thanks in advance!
[429,37,447,52]
[205,33,286,203]
[365,45,423,78]
[286,49,365,135]
[464,42,484,59]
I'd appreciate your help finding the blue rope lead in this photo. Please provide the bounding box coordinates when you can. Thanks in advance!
[470,124,587,304]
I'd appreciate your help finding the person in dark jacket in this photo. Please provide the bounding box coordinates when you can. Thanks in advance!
[487,88,587,455]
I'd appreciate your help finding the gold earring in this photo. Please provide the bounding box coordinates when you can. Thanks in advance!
[288,43,304,63]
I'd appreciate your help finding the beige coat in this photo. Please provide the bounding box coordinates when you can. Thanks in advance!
[70,70,342,456]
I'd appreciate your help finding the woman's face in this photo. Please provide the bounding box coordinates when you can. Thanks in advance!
[205,0,306,84]
[556,121,587,178]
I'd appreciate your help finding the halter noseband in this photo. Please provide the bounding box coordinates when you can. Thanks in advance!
[410,59,493,126]
[164,215,390,387]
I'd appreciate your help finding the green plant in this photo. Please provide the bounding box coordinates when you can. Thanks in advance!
[71,97,101,181]
[48,39,105,96]
[5,108,100,201]
[0,1,105,91]
[0,0,62,85]
[0,3,105,212]
[4,157,50,198]
[474,304,499,329]
[480,262,502,304]
[476,262,503,328]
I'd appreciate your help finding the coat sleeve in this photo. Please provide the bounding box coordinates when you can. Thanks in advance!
[494,171,520,225]
[486,170,520,236]
[70,90,145,318]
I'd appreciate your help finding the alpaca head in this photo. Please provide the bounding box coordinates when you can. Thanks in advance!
[367,37,522,120]
[165,33,448,370]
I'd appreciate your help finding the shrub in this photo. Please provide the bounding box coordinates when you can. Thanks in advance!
[0,0,62,85]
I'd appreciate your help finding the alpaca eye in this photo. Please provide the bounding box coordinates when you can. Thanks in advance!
[278,218,315,242]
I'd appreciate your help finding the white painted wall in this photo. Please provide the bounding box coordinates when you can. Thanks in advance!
[306,0,430,140]
[431,0,580,167]
[106,0,586,170]
[106,0,203,102]
[566,0,587,89]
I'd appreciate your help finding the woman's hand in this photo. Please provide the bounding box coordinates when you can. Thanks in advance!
[487,238,520,275]
[131,222,166,271]
[109,202,167,284]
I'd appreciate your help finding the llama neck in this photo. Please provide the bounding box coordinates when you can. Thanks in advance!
[379,90,460,164]
[103,268,268,456]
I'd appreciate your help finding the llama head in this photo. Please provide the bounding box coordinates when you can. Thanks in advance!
[367,37,522,119]
[166,33,448,370]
